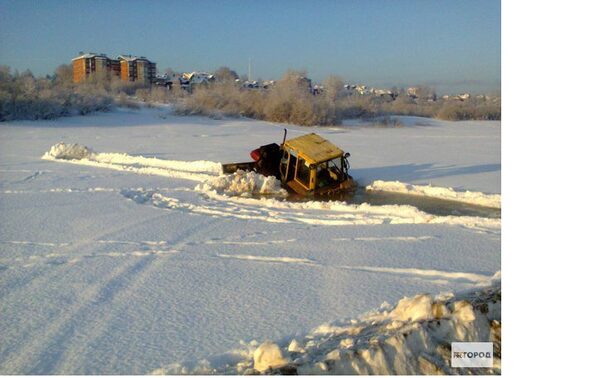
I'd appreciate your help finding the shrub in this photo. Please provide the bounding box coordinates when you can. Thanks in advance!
[0,63,501,124]
[436,99,501,121]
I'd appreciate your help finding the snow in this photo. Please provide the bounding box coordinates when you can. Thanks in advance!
[0,107,500,374]
[44,142,499,228]
[153,282,501,374]
[42,141,222,182]
[252,341,290,372]
[389,294,434,322]
[367,180,501,208]
[43,142,94,160]
[200,170,287,196]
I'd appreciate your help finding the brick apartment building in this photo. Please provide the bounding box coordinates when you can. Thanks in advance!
[117,55,156,84]
[72,52,156,84]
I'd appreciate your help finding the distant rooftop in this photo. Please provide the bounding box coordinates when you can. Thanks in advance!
[117,55,150,62]
[72,53,153,62]
[71,52,108,61]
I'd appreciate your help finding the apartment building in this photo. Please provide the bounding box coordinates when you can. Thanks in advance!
[72,53,120,83]
[72,52,156,84]
[117,55,156,84]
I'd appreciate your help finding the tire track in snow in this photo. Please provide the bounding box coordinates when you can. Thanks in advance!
[10,256,157,374]
[48,218,229,373]
[214,253,491,285]
[206,239,297,246]
[0,233,432,268]
[0,258,141,373]
[0,212,169,300]
[120,188,501,230]
[331,236,434,242]
[50,254,167,374]
[217,254,316,265]
[18,170,43,183]
[0,213,172,372]
[0,240,71,247]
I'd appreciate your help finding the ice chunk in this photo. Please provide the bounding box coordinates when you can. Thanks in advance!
[391,294,433,322]
[288,339,304,353]
[252,341,289,372]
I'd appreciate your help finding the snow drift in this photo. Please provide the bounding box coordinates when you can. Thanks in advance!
[43,142,94,160]
[199,170,287,196]
[42,142,222,182]
[42,143,285,196]
[152,276,501,375]
[367,180,501,209]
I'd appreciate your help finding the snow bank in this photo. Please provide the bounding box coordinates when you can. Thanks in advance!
[42,143,285,196]
[152,278,501,375]
[188,187,500,229]
[42,142,94,160]
[197,170,287,196]
[42,142,222,182]
[367,180,501,209]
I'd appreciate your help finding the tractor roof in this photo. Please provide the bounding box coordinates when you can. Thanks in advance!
[283,133,344,164]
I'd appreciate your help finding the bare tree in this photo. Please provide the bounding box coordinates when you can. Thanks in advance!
[323,75,345,102]
[214,66,239,82]
[54,64,73,86]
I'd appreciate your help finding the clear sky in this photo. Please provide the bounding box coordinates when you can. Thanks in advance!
[0,0,500,94]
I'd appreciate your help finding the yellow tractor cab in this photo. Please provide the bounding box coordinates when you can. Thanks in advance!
[279,133,355,196]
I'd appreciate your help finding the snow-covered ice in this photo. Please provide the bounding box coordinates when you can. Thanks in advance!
[0,107,500,374]
[153,280,501,374]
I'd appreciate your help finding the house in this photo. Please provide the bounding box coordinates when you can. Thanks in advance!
[407,87,420,99]
[178,71,215,91]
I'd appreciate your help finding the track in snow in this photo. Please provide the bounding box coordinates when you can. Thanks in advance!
[42,143,501,230]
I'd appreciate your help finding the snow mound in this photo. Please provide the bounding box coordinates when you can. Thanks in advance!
[42,142,94,160]
[197,170,287,196]
[152,278,501,375]
[367,180,501,209]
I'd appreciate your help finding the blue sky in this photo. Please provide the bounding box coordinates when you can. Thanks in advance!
[0,0,500,94]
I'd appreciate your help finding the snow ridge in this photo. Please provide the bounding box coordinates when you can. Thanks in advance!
[121,187,500,230]
[152,279,501,375]
[42,142,222,182]
[42,143,285,196]
[367,180,501,209]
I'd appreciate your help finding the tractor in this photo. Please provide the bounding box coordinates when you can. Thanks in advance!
[222,131,355,196]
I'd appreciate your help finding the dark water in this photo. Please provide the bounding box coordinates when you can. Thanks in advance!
[282,187,501,219]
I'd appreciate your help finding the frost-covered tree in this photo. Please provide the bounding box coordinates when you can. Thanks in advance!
[214,66,239,82]
[323,75,345,102]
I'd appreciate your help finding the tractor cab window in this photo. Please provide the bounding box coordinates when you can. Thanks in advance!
[285,151,298,181]
[280,151,290,180]
[317,158,344,188]
[296,157,311,188]
[316,157,344,188]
